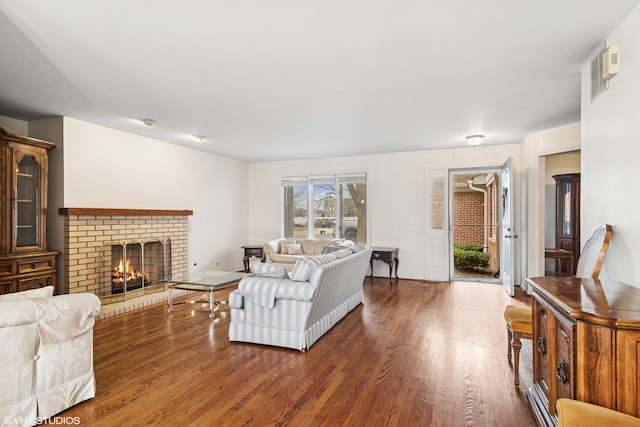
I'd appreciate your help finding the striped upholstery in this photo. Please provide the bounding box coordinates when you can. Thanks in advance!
[228,246,373,351]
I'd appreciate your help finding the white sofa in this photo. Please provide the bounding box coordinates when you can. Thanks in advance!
[263,238,354,271]
[228,244,372,351]
[0,287,101,426]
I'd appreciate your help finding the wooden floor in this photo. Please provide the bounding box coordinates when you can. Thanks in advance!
[60,278,536,426]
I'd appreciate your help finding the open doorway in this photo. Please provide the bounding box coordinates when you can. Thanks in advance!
[449,168,501,282]
[543,151,581,275]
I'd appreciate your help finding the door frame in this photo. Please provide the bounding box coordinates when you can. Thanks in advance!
[448,167,502,283]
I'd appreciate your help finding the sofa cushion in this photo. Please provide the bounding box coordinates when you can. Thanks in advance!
[250,262,288,279]
[349,242,368,253]
[0,286,54,301]
[278,239,297,253]
[270,253,301,265]
[284,243,303,255]
[301,239,332,255]
[289,257,320,282]
[321,245,341,254]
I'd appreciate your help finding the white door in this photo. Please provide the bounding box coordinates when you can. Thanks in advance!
[500,157,516,296]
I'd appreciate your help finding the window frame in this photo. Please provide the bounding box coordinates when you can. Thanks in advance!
[281,173,367,242]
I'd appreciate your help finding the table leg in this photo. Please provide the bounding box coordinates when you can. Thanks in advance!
[243,256,250,273]
[209,288,215,319]
[168,283,173,313]
[370,259,374,278]
[394,257,399,279]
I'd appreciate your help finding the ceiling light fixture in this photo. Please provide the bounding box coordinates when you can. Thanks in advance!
[140,118,155,127]
[466,134,485,146]
[192,134,206,142]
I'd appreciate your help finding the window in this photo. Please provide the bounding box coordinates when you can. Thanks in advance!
[282,174,367,243]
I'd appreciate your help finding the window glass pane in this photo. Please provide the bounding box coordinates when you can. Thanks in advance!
[16,155,39,247]
[282,174,366,242]
[430,177,443,229]
[340,181,366,243]
[313,183,335,239]
[284,184,308,238]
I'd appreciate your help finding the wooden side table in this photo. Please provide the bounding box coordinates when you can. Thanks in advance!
[242,245,265,273]
[370,247,399,280]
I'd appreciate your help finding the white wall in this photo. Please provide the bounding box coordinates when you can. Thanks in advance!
[0,116,28,135]
[3,116,250,277]
[521,123,581,281]
[248,144,522,281]
[581,3,640,285]
[60,118,249,273]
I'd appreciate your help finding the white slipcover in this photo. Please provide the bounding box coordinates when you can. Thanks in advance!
[0,288,100,426]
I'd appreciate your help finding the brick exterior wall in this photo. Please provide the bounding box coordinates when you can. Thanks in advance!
[63,214,188,295]
[454,183,500,273]
[453,191,484,245]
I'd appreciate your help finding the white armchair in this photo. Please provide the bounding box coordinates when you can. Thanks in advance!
[0,287,100,426]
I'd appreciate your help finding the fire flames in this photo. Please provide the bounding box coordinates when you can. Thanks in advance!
[111,259,149,290]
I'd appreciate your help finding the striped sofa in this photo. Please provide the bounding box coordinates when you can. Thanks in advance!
[228,244,372,351]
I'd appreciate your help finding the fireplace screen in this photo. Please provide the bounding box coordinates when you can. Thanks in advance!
[98,238,171,300]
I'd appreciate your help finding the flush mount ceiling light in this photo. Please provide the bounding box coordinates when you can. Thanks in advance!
[192,134,206,142]
[466,134,485,146]
[140,118,155,127]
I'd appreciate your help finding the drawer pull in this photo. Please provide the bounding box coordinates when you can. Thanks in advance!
[536,336,546,355]
[31,263,37,270]
[556,362,569,384]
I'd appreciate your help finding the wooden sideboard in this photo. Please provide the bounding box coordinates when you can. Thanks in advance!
[526,276,640,426]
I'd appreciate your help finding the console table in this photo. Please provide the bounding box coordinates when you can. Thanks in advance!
[370,247,399,280]
[241,245,265,273]
[525,276,640,426]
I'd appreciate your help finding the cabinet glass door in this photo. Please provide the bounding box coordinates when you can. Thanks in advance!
[561,182,572,235]
[15,155,39,247]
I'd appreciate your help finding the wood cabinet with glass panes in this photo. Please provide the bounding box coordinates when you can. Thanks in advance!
[0,126,58,295]
[554,173,580,275]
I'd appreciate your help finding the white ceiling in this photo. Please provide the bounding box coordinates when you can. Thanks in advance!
[1,1,638,162]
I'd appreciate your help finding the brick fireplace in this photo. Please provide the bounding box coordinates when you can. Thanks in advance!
[59,208,192,306]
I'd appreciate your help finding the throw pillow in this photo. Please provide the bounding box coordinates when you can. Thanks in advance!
[250,262,288,279]
[286,243,303,255]
[289,257,319,282]
[321,245,341,254]
[0,285,55,300]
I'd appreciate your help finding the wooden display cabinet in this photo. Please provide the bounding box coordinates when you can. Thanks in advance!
[526,276,640,426]
[553,173,580,274]
[0,127,58,295]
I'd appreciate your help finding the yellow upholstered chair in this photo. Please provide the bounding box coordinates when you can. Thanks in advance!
[503,224,612,387]
[556,398,640,427]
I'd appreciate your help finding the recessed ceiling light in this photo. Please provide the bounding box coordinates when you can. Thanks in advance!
[466,134,485,146]
[140,118,155,126]
[192,135,206,142]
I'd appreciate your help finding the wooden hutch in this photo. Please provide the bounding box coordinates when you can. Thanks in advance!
[0,126,58,295]
[553,173,580,274]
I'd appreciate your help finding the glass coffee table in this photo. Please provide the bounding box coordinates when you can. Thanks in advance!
[164,270,249,318]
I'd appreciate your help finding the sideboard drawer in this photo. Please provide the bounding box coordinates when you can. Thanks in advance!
[17,274,55,292]
[17,256,56,274]
[0,261,13,277]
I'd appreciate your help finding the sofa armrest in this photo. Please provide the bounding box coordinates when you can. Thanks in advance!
[32,293,101,344]
[238,277,315,309]
[263,239,281,263]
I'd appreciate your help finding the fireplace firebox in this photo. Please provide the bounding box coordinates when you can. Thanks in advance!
[98,239,171,303]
